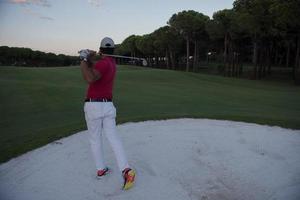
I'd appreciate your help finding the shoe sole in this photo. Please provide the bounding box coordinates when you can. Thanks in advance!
[123,170,136,190]
[96,168,110,179]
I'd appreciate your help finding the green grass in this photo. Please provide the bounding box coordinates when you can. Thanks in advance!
[1,65,300,163]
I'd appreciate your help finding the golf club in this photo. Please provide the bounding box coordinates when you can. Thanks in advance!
[102,54,148,66]
[79,50,148,67]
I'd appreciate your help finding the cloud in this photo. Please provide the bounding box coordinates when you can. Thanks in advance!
[23,7,54,20]
[88,0,102,7]
[5,0,54,20]
[8,0,51,7]
[39,16,53,20]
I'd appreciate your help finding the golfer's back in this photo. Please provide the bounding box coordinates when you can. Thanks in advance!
[86,56,116,99]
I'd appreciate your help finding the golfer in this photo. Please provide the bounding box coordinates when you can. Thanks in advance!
[79,37,135,190]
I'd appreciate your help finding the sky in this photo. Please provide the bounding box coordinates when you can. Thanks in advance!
[0,0,234,56]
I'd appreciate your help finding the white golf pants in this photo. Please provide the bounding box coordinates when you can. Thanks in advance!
[84,102,129,171]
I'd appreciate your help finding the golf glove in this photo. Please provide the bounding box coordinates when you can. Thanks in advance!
[78,49,91,61]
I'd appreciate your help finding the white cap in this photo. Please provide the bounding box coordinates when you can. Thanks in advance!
[100,37,115,48]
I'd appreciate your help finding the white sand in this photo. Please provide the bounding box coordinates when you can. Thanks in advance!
[1,118,300,200]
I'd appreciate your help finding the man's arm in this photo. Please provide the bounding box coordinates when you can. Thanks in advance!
[80,61,101,83]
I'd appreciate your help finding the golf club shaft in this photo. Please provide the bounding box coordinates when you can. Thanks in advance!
[102,54,144,61]
[88,51,147,66]
[101,53,148,66]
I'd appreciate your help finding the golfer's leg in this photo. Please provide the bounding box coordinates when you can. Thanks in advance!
[85,115,106,170]
[103,110,129,171]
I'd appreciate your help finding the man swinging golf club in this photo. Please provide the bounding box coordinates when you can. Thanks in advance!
[79,37,135,190]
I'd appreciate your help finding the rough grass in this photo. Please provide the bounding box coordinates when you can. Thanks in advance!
[0,65,299,163]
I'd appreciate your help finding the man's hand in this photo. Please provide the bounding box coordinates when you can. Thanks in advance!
[78,49,96,62]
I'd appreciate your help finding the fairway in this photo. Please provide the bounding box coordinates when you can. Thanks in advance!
[0,66,300,163]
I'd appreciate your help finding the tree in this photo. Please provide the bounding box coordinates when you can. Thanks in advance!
[134,28,184,69]
[164,27,185,70]
[168,10,194,71]
[233,0,276,79]
[270,0,300,82]
[117,35,142,57]
[151,26,183,69]
[0,46,77,67]
[135,34,155,66]
[207,9,235,63]
[190,13,210,71]
[168,10,210,72]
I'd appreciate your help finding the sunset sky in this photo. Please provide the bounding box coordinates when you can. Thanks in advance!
[0,0,234,55]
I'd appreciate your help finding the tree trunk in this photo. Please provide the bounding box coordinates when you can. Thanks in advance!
[193,40,197,72]
[253,49,258,80]
[252,39,258,65]
[297,36,300,68]
[274,46,279,66]
[261,46,266,78]
[166,49,169,69]
[252,34,258,65]
[294,35,300,83]
[186,36,190,72]
[224,33,229,63]
[232,53,235,77]
[252,34,258,79]
[169,50,175,70]
[268,41,273,75]
[266,46,271,77]
[148,56,152,67]
[286,41,291,68]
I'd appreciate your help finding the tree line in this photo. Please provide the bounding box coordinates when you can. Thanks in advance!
[115,0,300,83]
[0,46,78,67]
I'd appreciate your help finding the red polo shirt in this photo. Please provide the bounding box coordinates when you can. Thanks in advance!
[86,57,116,99]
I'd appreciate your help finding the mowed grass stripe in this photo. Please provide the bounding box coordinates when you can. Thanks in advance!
[0,66,299,163]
